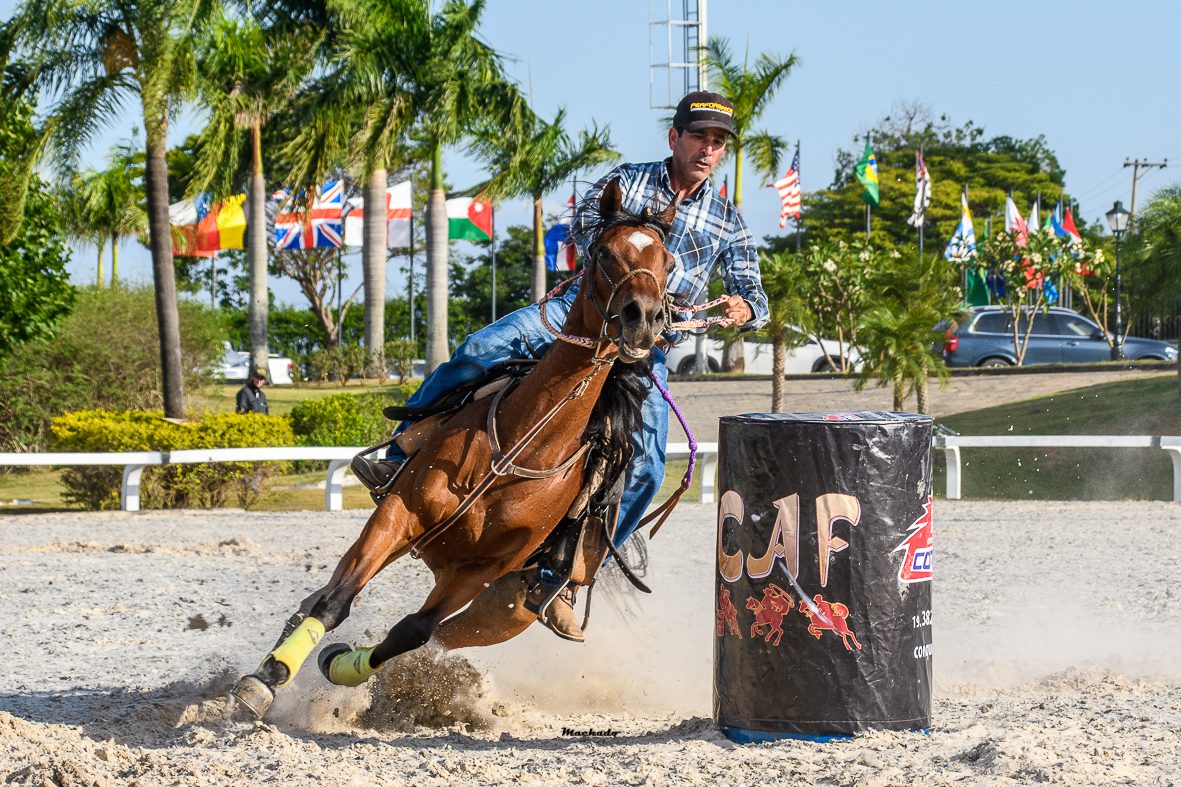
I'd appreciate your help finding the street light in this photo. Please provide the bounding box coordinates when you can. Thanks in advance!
[1105,200,1131,361]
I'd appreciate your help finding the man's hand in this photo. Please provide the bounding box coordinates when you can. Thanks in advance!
[723,294,753,325]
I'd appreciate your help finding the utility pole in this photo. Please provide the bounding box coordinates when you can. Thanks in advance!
[1123,158,1168,227]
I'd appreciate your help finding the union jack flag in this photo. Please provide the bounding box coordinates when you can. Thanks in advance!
[273,180,344,249]
[773,148,801,229]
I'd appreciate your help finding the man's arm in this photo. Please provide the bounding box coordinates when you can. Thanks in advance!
[235,387,249,414]
[716,211,769,330]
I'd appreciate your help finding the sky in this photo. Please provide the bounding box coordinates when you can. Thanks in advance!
[6,0,1180,311]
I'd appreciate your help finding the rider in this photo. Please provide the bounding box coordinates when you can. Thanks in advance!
[351,90,768,641]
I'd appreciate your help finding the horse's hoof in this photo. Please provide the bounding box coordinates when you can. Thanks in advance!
[318,643,353,682]
[229,674,274,719]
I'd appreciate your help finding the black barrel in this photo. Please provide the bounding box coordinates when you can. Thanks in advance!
[713,411,933,742]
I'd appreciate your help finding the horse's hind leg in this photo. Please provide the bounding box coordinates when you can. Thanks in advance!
[230,502,412,717]
[321,565,508,687]
[431,571,537,651]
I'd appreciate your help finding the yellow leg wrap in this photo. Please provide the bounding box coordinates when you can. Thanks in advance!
[268,617,326,687]
[327,646,381,687]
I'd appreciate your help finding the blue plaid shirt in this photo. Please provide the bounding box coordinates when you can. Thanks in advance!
[575,160,769,340]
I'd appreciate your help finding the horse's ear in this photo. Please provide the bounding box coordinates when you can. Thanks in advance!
[599,178,622,217]
[656,190,682,227]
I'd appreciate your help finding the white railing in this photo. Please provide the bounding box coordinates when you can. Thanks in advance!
[936,435,1181,502]
[0,441,719,512]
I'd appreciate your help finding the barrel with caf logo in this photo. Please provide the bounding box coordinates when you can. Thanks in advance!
[713,411,933,742]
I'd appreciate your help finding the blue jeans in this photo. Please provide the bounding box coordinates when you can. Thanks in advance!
[391,282,669,551]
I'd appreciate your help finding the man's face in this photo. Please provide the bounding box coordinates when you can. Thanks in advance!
[668,127,729,182]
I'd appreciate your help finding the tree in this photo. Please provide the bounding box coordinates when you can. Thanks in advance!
[756,248,812,411]
[0,169,75,357]
[11,0,214,417]
[190,7,316,379]
[855,251,960,413]
[448,224,538,338]
[60,139,146,287]
[1125,185,1181,396]
[478,109,618,302]
[702,36,797,372]
[797,109,1066,256]
[796,240,871,371]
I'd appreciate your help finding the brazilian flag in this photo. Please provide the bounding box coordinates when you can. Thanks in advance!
[854,141,880,206]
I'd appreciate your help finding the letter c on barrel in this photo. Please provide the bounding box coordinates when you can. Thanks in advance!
[717,490,744,582]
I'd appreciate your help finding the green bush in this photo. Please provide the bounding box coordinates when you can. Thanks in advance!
[384,339,417,383]
[51,409,295,510]
[309,344,367,385]
[288,385,418,448]
[0,286,225,452]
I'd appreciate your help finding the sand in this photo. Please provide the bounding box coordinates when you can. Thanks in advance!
[1,500,1179,785]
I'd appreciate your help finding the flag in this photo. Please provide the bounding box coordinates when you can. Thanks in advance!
[1027,200,1040,235]
[168,193,246,257]
[343,180,413,249]
[544,197,576,271]
[944,192,976,262]
[773,148,802,229]
[718,177,728,199]
[905,151,930,227]
[854,140,879,206]
[273,180,344,249]
[1061,206,1083,248]
[446,195,492,241]
[1005,194,1028,246]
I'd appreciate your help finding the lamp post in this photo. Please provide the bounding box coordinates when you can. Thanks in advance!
[1105,200,1131,361]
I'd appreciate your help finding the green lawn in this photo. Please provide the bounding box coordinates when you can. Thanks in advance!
[932,373,1180,501]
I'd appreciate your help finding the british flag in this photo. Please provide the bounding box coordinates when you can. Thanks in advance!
[273,180,344,249]
[773,148,801,229]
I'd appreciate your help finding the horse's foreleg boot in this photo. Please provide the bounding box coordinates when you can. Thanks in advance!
[266,617,326,687]
[229,674,274,719]
[320,644,381,687]
[270,610,307,651]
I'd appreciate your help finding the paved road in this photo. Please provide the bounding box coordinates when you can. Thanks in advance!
[667,368,1172,442]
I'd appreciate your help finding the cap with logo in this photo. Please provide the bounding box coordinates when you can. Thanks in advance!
[672,91,737,139]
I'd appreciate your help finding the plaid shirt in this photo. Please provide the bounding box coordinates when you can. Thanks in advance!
[575,160,769,338]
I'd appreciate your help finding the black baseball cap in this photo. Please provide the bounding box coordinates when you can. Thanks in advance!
[672,91,737,139]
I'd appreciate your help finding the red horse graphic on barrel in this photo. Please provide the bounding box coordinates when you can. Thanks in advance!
[716,587,743,639]
[798,594,862,651]
[746,584,793,646]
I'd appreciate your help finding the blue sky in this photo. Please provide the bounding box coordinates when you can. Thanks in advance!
[6,0,1180,308]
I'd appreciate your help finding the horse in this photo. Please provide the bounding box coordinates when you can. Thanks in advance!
[230,178,678,718]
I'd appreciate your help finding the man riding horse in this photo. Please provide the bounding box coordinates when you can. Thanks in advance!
[352,90,768,641]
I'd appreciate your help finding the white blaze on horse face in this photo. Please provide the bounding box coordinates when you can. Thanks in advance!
[627,230,655,252]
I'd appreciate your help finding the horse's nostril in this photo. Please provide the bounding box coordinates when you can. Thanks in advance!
[621,302,642,326]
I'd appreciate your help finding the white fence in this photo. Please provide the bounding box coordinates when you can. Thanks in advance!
[936,435,1181,502]
[0,442,719,512]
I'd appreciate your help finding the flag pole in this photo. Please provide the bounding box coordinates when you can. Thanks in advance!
[409,185,416,345]
[961,182,968,300]
[794,139,802,253]
[336,247,343,347]
[865,132,872,242]
[918,146,925,261]
[490,204,497,323]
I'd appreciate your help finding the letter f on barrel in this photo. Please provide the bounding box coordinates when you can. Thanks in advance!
[815,494,860,588]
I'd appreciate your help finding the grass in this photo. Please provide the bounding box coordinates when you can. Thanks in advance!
[933,373,1180,501]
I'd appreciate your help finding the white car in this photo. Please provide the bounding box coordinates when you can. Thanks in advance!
[219,342,294,385]
[665,331,860,375]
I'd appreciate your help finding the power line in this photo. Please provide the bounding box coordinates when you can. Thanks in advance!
[1124,158,1168,225]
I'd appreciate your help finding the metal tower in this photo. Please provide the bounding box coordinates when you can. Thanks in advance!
[649,0,708,109]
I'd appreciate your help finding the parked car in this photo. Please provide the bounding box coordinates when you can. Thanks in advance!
[219,342,295,385]
[666,329,860,375]
[939,306,1178,367]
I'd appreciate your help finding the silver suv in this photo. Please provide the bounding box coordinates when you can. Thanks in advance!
[940,306,1177,367]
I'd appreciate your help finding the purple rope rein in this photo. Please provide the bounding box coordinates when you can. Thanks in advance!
[649,369,696,491]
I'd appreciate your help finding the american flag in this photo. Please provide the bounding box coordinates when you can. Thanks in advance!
[773,149,801,229]
[273,180,344,249]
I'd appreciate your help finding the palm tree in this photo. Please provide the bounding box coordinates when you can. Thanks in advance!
[702,37,799,211]
[1125,185,1181,397]
[62,140,146,287]
[702,37,798,371]
[758,248,813,412]
[10,0,212,417]
[478,109,618,302]
[190,7,315,377]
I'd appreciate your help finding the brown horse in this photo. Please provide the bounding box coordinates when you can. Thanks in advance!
[230,179,677,718]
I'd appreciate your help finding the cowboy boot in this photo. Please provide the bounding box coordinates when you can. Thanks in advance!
[350,454,403,498]
[528,581,584,643]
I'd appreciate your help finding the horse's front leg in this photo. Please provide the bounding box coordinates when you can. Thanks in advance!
[230,497,415,718]
[319,563,512,688]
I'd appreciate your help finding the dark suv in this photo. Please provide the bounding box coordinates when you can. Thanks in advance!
[940,306,1178,367]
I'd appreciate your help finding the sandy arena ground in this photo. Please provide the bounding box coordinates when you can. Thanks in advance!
[1,500,1179,785]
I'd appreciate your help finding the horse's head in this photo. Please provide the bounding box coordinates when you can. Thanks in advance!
[579,179,676,362]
